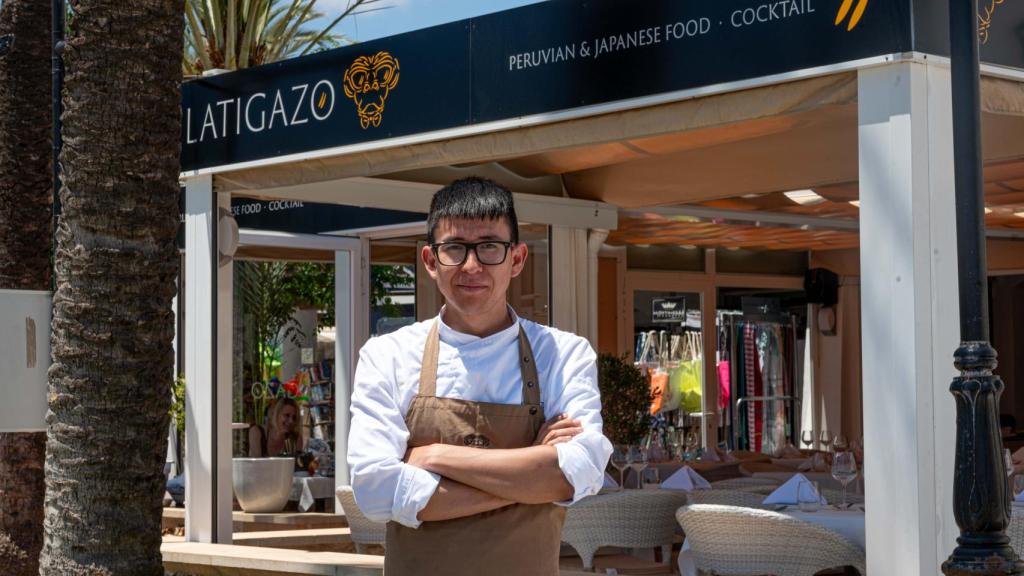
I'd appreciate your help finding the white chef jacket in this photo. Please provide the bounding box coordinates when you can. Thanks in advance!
[348,307,612,529]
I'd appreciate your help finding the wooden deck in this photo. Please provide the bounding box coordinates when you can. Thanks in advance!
[163,507,348,533]
[161,542,382,576]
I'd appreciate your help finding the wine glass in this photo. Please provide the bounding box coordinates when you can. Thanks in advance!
[684,431,699,461]
[610,445,629,490]
[628,445,649,489]
[801,430,814,451]
[797,480,820,512]
[666,428,682,462]
[832,435,849,452]
[832,451,858,508]
[642,467,661,489]
[1014,475,1024,500]
[819,429,834,452]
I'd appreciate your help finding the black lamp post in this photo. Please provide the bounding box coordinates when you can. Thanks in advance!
[942,1,1024,573]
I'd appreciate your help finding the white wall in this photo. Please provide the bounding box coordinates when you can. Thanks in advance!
[0,290,50,433]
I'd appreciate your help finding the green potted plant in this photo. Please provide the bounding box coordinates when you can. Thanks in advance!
[597,353,652,446]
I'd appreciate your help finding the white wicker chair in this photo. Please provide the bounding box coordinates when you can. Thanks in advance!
[676,504,866,576]
[561,489,688,571]
[336,486,387,553]
[685,489,773,509]
[711,477,782,495]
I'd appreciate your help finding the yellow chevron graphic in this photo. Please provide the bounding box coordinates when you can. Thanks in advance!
[835,0,868,31]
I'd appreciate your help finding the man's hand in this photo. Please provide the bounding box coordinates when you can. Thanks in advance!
[533,413,583,446]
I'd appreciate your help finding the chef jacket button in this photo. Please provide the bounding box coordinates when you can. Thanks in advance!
[527,381,534,388]
[523,356,530,363]
[529,406,538,415]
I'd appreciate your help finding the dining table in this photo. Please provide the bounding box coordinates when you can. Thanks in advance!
[288,473,335,512]
[622,459,746,488]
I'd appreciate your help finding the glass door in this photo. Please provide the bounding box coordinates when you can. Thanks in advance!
[625,270,714,451]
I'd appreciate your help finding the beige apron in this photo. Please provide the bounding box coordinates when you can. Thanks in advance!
[385,320,566,576]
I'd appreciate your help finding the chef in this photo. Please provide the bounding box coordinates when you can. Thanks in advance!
[348,177,612,575]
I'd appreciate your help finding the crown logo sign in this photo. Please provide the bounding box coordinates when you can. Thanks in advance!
[343,51,400,129]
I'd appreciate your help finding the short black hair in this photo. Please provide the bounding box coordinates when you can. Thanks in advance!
[426,177,519,244]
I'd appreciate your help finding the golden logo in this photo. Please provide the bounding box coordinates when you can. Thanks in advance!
[979,0,1004,44]
[834,0,868,31]
[343,51,400,129]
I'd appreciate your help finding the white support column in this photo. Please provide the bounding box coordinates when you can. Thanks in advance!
[586,229,609,349]
[184,175,233,544]
[701,249,718,449]
[858,62,960,575]
[551,226,589,334]
[334,238,366,489]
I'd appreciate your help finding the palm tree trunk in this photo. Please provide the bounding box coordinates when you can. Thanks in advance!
[0,1,52,574]
[39,2,183,574]
[0,0,52,289]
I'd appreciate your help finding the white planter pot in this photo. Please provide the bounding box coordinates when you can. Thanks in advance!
[232,457,294,513]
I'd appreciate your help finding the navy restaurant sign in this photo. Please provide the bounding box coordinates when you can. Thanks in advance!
[175,195,423,247]
[181,0,1024,172]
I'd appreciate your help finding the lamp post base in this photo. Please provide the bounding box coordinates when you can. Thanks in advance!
[943,535,1024,575]
[943,342,1024,576]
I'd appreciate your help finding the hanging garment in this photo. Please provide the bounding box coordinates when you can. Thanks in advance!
[717,360,731,411]
[743,324,758,450]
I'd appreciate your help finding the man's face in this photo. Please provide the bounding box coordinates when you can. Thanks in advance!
[421,217,528,320]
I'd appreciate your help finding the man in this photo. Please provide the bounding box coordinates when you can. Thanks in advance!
[348,177,612,575]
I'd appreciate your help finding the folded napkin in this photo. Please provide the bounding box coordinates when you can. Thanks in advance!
[603,472,619,489]
[660,466,711,491]
[762,473,828,505]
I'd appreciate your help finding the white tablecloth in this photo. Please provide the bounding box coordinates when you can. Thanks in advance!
[678,507,865,576]
[289,474,335,512]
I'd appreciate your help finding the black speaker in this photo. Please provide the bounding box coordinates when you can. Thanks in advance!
[804,268,839,307]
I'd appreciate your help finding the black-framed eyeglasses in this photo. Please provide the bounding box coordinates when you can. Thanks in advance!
[431,241,513,266]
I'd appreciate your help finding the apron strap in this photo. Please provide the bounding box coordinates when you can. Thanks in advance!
[418,320,441,397]
[518,326,541,406]
[418,318,542,406]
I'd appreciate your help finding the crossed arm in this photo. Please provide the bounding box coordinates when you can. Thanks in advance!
[409,415,582,522]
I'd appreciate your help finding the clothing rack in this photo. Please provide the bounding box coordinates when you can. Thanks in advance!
[716,310,801,453]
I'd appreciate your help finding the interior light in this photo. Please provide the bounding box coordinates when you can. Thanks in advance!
[783,189,826,206]
[849,200,860,208]
[1014,211,1024,219]
[635,244,651,248]
[680,244,697,250]
[984,207,993,214]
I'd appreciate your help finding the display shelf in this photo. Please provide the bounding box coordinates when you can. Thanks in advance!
[300,359,335,444]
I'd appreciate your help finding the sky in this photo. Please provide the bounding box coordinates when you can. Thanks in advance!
[312,0,545,43]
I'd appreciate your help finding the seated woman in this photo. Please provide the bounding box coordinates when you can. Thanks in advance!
[249,397,304,457]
